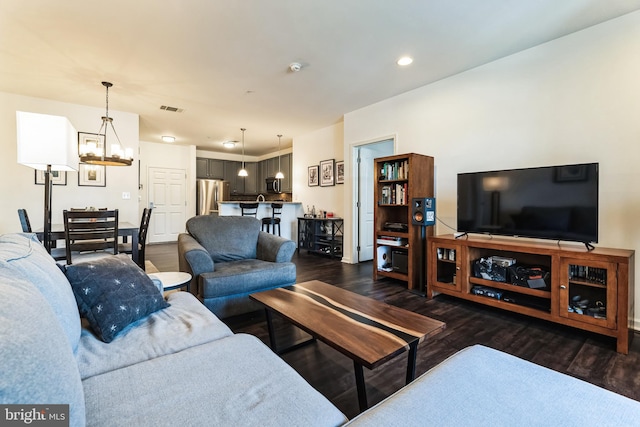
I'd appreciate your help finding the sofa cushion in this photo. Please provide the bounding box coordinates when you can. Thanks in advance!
[62,254,169,343]
[200,259,296,298]
[186,215,261,262]
[0,233,81,352]
[76,291,233,379]
[82,334,347,427]
[0,270,86,427]
[345,344,640,426]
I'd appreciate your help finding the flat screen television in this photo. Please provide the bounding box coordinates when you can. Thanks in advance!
[457,163,598,244]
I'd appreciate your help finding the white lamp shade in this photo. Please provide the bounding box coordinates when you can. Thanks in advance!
[16,111,78,171]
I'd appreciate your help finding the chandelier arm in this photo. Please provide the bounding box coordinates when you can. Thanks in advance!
[108,120,124,148]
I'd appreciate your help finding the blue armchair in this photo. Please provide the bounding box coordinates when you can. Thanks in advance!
[178,215,296,318]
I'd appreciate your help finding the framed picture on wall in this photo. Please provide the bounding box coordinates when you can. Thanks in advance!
[78,164,106,187]
[35,170,67,186]
[335,160,345,184]
[78,132,105,158]
[308,165,319,187]
[320,159,335,187]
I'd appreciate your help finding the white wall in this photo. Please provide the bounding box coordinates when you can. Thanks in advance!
[0,92,139,234]
[341,12,640,324]
[292,122,345,232]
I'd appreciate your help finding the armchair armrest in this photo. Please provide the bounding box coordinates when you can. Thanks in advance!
[257,231,296,263]
[178,233,214,295]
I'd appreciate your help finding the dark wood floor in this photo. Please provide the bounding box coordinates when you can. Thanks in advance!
[147,242,640,419]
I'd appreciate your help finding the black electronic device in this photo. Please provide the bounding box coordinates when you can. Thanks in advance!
[457,163,598,245]
[471,285,503,300]
[391,250,408,274]
[411,197,436,226]
[383,222,408,232]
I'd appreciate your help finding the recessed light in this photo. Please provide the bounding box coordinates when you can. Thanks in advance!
[397,56,413,66]
[223,141,237,148]
[161,136,175,143]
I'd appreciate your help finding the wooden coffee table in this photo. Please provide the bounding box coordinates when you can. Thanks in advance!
[250,280,445,411]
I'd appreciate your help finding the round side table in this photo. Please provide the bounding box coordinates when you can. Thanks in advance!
[149,272,192,292]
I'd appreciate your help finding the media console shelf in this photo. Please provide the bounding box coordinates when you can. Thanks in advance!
[427,234,634,354]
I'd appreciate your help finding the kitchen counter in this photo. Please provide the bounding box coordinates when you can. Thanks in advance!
[218,202,304,242]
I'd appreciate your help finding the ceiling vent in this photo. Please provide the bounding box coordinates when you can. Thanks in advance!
[160,105,184,113]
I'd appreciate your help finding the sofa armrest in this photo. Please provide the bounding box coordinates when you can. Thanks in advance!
[257,231,296,263]
[178,233,214,295]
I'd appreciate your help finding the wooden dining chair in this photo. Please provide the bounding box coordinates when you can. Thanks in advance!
[63,209,119,265]
[17,208,32,232]
[119,207,152,270]
[18,208,67,261]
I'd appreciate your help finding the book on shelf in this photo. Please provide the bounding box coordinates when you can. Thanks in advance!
[380,160,409,181]
[379,182,408,205]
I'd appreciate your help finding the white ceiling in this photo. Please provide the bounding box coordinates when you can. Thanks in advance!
[2,1,639,156]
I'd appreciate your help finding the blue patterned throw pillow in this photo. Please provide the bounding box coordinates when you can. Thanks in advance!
[62,254,170,343]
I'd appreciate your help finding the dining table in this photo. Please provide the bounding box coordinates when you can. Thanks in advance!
[36,221,139,265]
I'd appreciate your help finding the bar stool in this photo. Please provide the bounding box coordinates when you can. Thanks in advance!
[240,202,259,217]
[261,203,282,236]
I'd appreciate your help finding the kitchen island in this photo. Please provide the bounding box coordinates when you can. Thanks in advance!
[218,201,304,242]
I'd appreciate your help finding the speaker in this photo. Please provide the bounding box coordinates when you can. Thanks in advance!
[412,197,436,226]
[392,250,408,274]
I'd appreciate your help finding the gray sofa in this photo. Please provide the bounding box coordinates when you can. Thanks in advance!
[178,215,296,318]
[0,233,345,427]
[4,232,640,426]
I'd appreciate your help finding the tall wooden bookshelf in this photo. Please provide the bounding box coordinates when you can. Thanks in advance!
[373,153,434,293]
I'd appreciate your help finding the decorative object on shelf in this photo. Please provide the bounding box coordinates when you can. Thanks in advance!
[319,159,335,187]
[16,111,78,253]
[335,160,345,184]
[78,164,106,187]
[308,165,319,187]
[35,170,66,186]
[78,82,133,166]
[275,134,284,179]
[238,128,248,177]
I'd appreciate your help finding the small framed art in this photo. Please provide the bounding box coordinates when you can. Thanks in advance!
[78,164,106,187]
[335,161,345,184]
[308,165,319,187]
[35,170,67,186]
[320,159,335,187]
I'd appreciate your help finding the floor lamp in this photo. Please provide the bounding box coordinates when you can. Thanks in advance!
[16,111,78,253]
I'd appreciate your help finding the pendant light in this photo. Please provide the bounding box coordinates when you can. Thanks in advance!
[275,134,284,179]
[238,128,248,177]
[78,81,133,166]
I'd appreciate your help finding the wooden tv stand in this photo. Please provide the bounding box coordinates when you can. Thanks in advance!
[427,234,634,354]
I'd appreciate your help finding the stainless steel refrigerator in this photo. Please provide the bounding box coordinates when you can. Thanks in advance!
[196,179,229,216]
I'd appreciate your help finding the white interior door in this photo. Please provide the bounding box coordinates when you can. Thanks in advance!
[357,140,394,262]
[148,167,186,243]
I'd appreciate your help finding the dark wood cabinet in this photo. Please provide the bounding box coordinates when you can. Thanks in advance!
[196,158,224,179]
[428,234,634,354]
[197,155,290,194]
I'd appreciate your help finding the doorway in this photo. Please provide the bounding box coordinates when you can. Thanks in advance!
[355,139,394,262]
